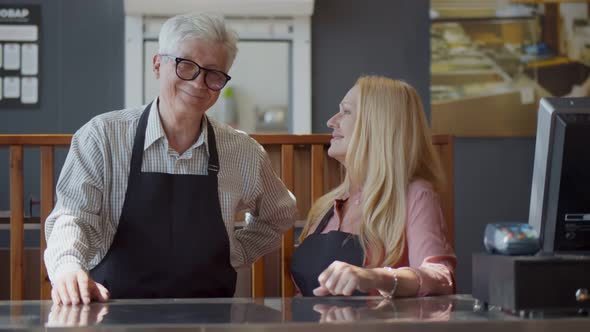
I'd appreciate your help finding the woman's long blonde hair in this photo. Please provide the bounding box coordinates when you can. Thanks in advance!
[299,76,444,268]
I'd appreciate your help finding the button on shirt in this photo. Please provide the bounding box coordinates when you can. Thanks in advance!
[44,99,297,281]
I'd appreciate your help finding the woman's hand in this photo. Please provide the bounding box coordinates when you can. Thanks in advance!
[313,304,358,322]
[313,261,379,296]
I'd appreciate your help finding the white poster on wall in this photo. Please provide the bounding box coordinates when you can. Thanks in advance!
[21,76,37,103]
[3,43,19,70]
[21,43,37,75]
[4,76,19,98]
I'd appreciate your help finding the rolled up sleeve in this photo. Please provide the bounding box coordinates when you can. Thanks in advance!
[232,148,297,267]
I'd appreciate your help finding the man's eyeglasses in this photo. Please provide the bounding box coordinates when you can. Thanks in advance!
[160,54,231,91]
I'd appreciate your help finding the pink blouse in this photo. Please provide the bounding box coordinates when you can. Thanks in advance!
[307,179,456,296]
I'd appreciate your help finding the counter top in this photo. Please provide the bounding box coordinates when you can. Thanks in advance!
[1,295,589,331]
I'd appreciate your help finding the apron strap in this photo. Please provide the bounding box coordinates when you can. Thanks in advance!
[129,103,152,179]
[205,116,220,175]
[312,207,335,236]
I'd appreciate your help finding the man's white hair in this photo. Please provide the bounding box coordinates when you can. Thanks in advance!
[158,13,238,70]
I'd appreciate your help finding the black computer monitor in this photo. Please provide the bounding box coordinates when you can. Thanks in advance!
[529,97,590,254]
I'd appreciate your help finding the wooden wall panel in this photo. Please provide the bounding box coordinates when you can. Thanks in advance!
[9,146,24,301]
[40,146,54,300]
[1,134,453,299]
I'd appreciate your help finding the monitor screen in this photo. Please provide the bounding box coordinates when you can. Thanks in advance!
[529,97,590,254]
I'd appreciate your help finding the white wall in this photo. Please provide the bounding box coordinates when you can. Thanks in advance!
[143,42,290,133]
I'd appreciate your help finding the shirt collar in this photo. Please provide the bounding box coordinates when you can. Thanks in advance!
[335,190,362,203]
[144,97,209,155]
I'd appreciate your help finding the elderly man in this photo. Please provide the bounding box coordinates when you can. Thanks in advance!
[45,13,296,304]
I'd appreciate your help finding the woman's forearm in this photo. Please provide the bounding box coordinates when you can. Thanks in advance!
[372,267,421,297]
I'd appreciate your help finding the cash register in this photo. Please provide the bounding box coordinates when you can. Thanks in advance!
[473,98,590,311]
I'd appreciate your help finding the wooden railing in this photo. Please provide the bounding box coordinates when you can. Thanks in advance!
[0,134,454,300]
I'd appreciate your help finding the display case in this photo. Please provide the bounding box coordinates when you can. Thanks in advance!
[431,0,590,137]
[431,16,551,136]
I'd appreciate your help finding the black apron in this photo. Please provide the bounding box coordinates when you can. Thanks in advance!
[90,104,236,299]
[290,207,366,296]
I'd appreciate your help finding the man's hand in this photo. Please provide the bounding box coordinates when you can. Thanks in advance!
[51,270,110,305]
[46,304,109,327]
[313,261,378,296]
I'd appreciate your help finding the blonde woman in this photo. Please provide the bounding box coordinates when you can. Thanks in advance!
[290,76,456,297]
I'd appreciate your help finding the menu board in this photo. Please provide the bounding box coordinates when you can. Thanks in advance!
[0,5,40,108]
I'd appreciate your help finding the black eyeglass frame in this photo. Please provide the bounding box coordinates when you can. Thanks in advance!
[160,54,232,91]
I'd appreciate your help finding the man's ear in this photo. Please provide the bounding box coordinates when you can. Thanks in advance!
[153,54,161,79]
